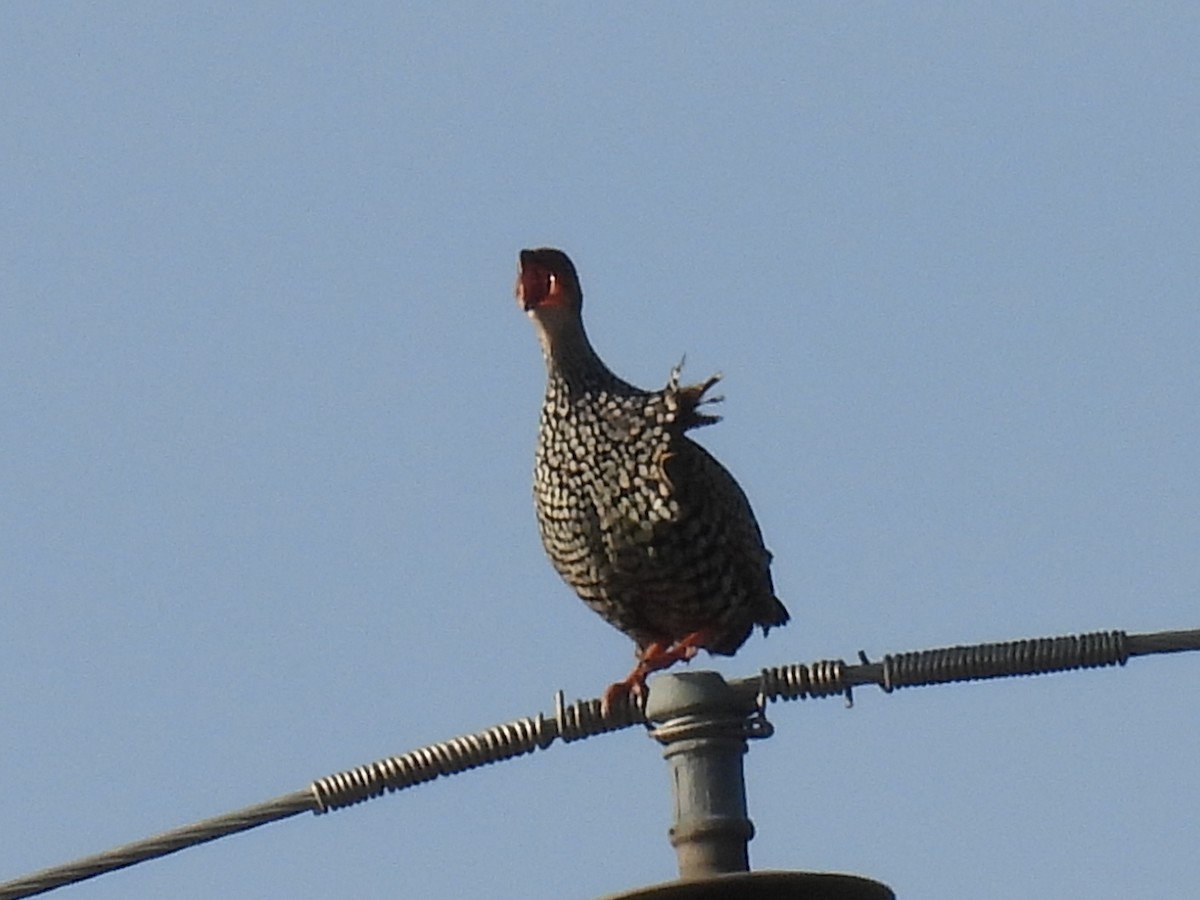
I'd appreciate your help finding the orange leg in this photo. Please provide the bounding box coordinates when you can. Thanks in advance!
[602,629,715,715]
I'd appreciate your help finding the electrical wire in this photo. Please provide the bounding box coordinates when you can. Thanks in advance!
[2,625,1197,899]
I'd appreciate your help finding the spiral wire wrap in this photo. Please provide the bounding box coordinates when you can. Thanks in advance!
[756,658,852,703]
[311,691,644,812]
[3,626,1197,899]
[875,629,1129,692]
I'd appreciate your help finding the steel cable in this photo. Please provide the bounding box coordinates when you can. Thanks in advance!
[2,626,1197,899]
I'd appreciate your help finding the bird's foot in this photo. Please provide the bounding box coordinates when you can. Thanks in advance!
[601,631,715,716]
[636,633,707,670]
[648,628,713,667]
[601,676,646,718]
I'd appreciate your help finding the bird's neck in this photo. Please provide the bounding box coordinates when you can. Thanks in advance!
[533,311,617,394]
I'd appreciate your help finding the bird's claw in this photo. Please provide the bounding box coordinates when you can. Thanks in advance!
[601,630,715,715]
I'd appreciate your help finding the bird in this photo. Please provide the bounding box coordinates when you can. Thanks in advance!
[515,247,789,711]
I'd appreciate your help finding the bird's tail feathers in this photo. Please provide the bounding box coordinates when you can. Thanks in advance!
[666,361,725,431]
[760,596,790,632]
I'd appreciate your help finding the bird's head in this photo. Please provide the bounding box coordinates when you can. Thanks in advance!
[515,248,583,318]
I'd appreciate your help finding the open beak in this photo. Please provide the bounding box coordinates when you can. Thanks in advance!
[515,258,550,311]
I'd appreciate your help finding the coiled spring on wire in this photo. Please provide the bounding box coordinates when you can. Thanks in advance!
[311,690,644,812]
[312,630,1135,811]
[759,658,852,703]
[876,629,1129,692]
[755,629,1132,705]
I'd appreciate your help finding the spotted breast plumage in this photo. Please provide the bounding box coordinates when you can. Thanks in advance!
[515,248,789,709]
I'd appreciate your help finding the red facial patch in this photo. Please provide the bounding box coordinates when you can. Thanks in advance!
[516,261,562,311]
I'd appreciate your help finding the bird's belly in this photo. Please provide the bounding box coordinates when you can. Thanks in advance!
[535,490,749,643]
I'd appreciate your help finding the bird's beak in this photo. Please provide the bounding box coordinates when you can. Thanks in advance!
[515,268,529,310]
[515,273,533,312]
[515,260,548,312]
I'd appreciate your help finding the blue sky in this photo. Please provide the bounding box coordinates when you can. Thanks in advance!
[3,4,1198,898]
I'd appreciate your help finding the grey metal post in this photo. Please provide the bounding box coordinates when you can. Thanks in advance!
[617,671,897,900]
[644,671,768,880]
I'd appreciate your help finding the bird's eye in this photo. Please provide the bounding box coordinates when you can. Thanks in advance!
[548,274,558,293]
